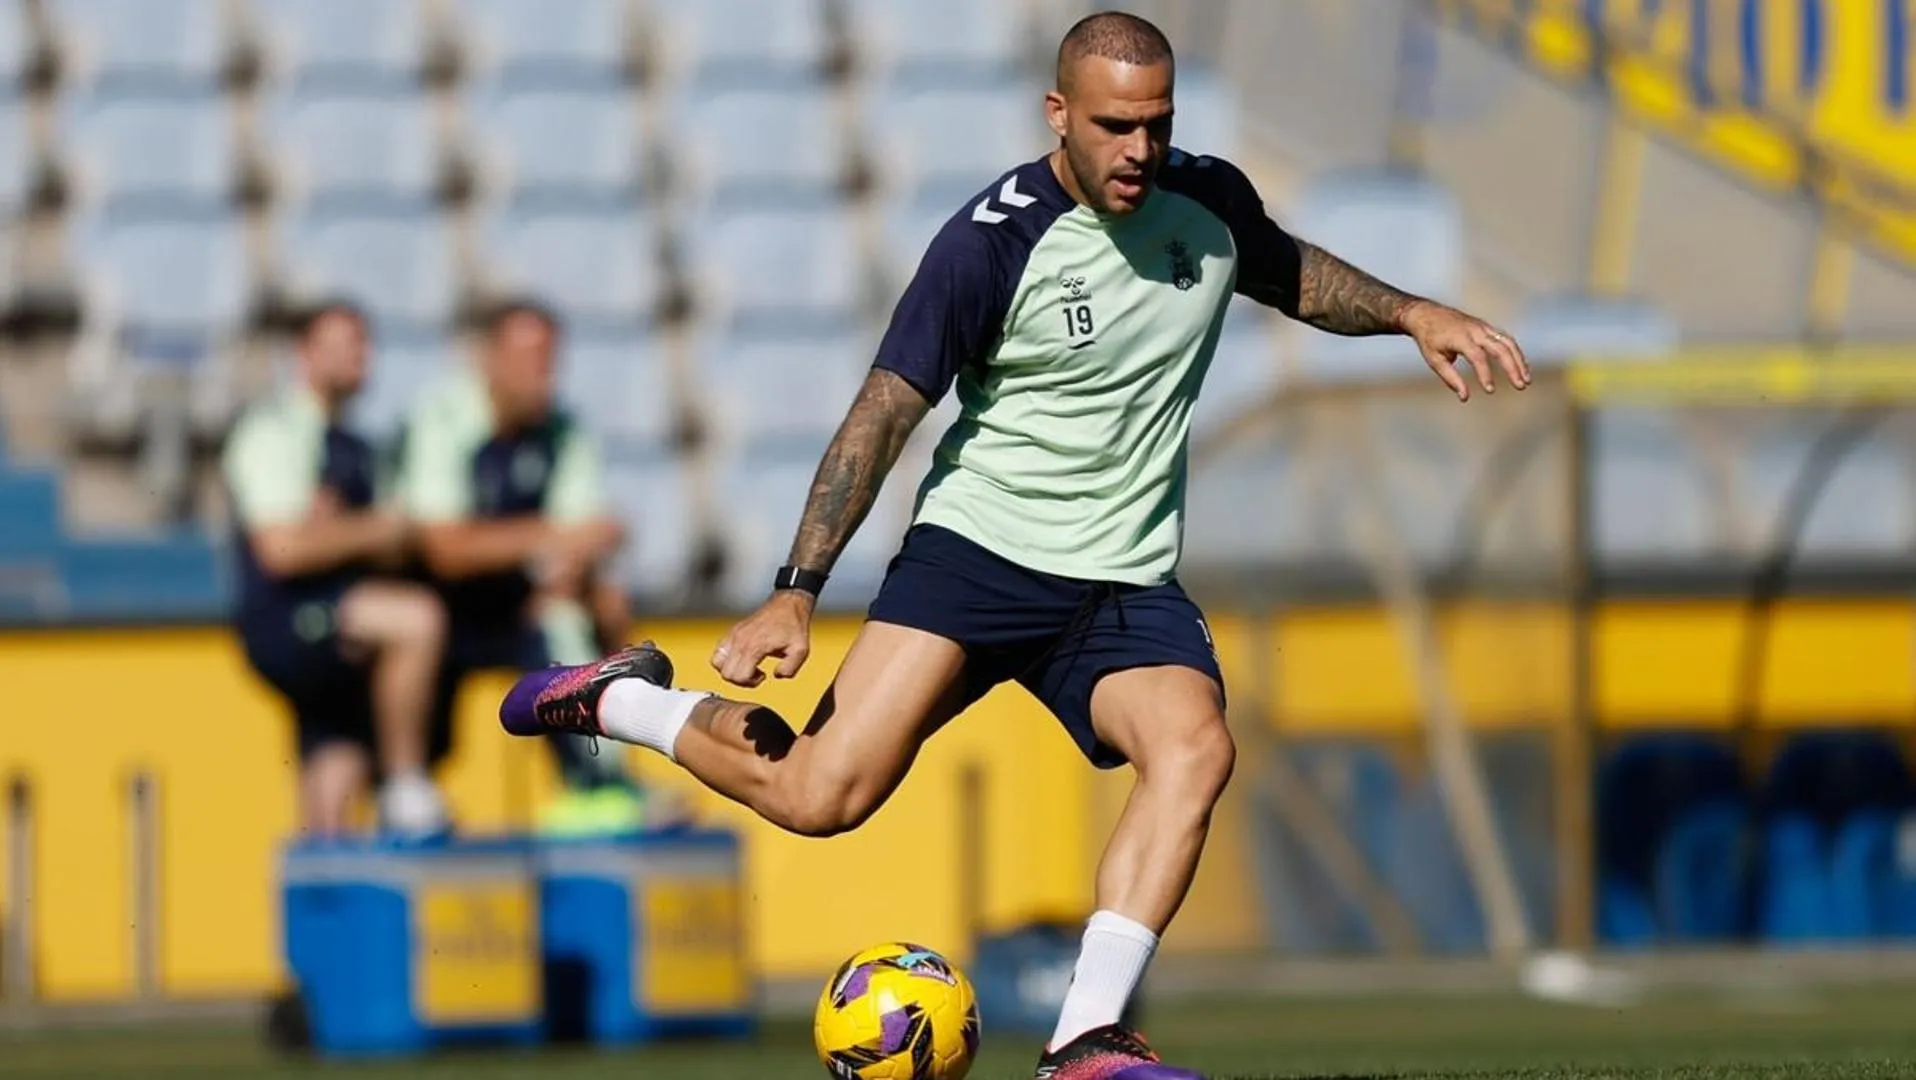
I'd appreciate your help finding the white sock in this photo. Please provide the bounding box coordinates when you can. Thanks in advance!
[598,678,710,762]
[1049,910,1158,1051]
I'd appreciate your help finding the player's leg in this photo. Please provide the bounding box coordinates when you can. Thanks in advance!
[335,580,451,833]
[299,740,371,836]
[1029,585,1228,1077]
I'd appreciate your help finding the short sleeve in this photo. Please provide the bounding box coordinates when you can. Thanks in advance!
[1161,152,1303,316]
[221,409,318,528]
[870,224,1011,404]
[544,422,610,523]
[396,396,475,523]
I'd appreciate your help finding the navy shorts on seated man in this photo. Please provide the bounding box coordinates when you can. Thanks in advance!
[867,522,1225,769]
[238,578,379,763]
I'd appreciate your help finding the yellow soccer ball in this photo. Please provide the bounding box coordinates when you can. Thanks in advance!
[813,942,981,1080]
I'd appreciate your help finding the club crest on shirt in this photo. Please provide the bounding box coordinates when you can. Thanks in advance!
[1165,239,1197,291]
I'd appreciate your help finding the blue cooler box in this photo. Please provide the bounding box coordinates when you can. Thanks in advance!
[281,836,545,1058]
[537,828,756,1046]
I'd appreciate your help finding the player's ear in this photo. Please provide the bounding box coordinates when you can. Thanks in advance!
[1044,90,1068,140]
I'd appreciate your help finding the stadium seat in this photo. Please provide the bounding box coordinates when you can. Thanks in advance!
[555,331,674,452]
[263,85,441,206]
[714,434,909,609]
[277,205,457,334]
[1509,295,1680,367]
[1757,814,1834,944]
[874,188,966,293]
[1759,730,1915,943]
[693,329,870,447]
[478,200,661,332]
[859,78,1048,199]
[248,0,430,84]
[0,90,29,215]
[1589,409,1715,562]
[348,332,454,441]
[665,82,847,207]
[465,77,643,202]
[646,0,832,85]
[57,532,228,619]
[1288,171,1464,311]
[606,452,698,602]
[0,0,28,89]
[0,467,62,559]
[688,204,865,334]
[844,0,1028,80]
[459,0,633,80]
[47,0,230,87]
[72,208,252,346]
[60,85,237,208]
[1594,733,1752,946]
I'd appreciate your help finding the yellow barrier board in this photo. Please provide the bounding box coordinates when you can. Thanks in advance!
[1567,347,1916,403]
[413,882,540,1025]
[1438,0,1916,262]
[638,875,751,1015]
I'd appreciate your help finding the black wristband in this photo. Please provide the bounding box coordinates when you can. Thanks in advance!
[774,565,829,597]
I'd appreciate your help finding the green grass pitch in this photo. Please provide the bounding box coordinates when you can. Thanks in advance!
[5,985,1916,1079]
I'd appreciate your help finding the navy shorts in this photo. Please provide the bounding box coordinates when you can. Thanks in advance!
[866,524,1225,768]
[237,583,379,763]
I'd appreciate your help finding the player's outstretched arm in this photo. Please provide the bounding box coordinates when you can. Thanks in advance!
[1293,240,1532,401]
[710,368,929,688]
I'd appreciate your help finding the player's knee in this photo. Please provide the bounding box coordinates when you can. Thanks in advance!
[1159,714,1235,808]
[781,769,882,839]
[388,588,447,649]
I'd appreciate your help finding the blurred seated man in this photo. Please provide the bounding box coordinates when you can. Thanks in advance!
[222,301,453,839]
[396,299,679,833]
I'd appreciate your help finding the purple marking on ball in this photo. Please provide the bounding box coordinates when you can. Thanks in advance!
[840,963,875,1004]
[880,1007,912,1054]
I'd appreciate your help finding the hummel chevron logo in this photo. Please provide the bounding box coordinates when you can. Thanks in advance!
[971,175,1037,224]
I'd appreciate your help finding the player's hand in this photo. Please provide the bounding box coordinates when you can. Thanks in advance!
[711,590,815,688]
[1399,300,1531,402]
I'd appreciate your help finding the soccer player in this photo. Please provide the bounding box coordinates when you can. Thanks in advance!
[397,300,679,832]
[501,12,1529,1077]
[223,301,452,839]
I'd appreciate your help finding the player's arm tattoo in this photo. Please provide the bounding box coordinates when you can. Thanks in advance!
[1292,239,1427,336]
[786,369,929,575]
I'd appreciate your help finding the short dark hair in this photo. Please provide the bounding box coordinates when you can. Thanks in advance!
[482,296,561,339]
[1057,11,1174,90]
[294,298,368,340]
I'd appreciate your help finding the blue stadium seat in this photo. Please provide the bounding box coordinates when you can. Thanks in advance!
[72,208,252,346]
[60,86,236,208]
[875,189,965,293]
[1758,814,1833,944]
[57,533,227,620]
[689,204,864,334]
[556,332,674,451]
[605,452,697,602]
[0,467,62,559]
[48,0,229,86]
[460,0,632,80]
[647,0,831,85]
[667,82,846,207]
[844,0,1027,80]
[0,0,29,88]
[263,85,440,206]
[249,0,430,83]
[0,90,29,215]
[1590,409,1715,562]
[1192,306,1280,440]
[1753,734,1914,943]
[348,332,454,441]
[465,78,642,201]
[478,200,660,332]
[861,78,1048,199]
[1594,733,1752,946]
[1510,295,1679,367]
[714,434,908,609]
[278,205,457,334]
[693,329,869,447]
